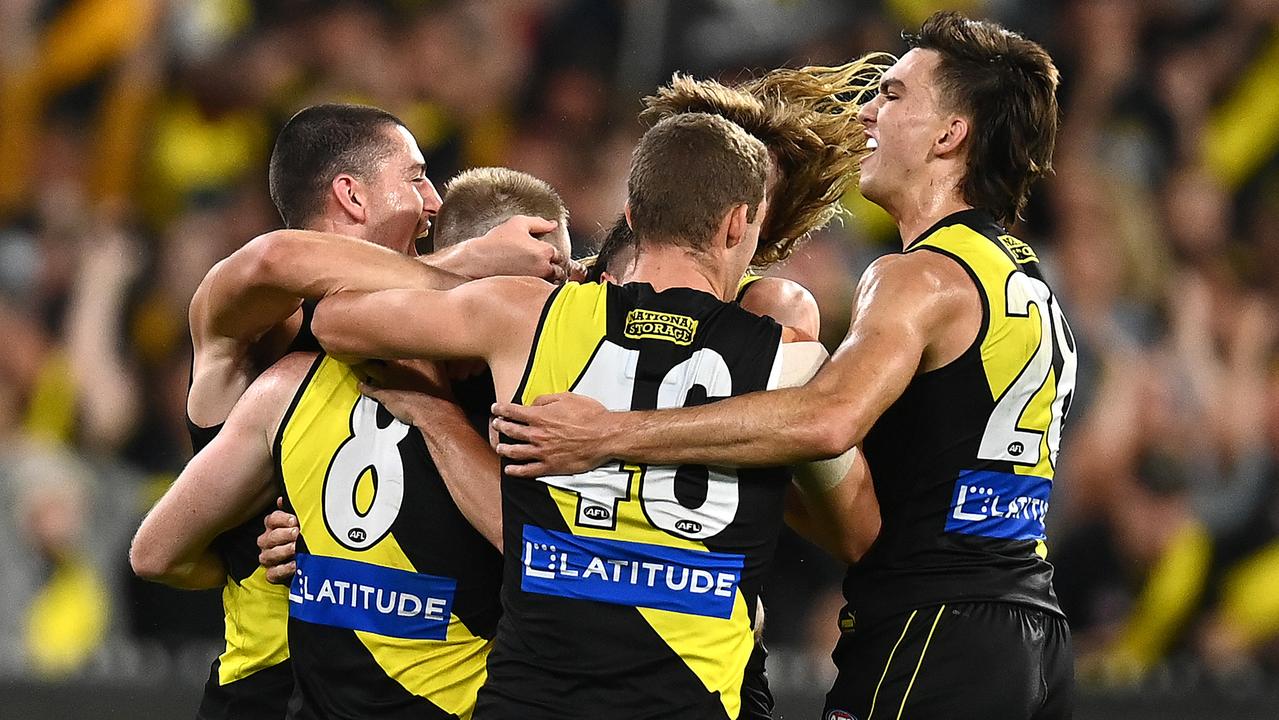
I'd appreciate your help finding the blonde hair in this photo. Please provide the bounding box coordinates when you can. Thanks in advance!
[641,55,891,266]
[433,167,568,248]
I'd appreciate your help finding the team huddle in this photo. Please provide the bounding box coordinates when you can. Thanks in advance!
[131,12,1077,720]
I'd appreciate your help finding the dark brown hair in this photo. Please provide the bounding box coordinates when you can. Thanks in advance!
[905,11,1060,224]
[268,104,406,228]
[628,113,769,253]
[641,56,888,267]
[431,167,568,248]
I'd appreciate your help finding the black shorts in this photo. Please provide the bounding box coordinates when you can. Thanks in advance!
[197,658,293,720]
[740,641,774,720]
[823,602,1073,720]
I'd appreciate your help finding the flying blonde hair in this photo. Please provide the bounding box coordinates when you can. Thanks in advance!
[640,54,892,267]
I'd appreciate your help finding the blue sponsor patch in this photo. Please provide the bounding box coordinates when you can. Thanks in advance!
[944,470,1051,541]
[520,525,744,619]
[289,553,456,640]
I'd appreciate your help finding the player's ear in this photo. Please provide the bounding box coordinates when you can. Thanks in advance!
[332,174,367,223]
[935,116,969,158]
[623,201,635,231]
[723,203,749,250]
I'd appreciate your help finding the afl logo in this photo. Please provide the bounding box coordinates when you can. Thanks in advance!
[826,711,857,720]
[675,519,703,534]
[584,506,611,521]
[1007,441,1024,456]
[347,527,367,543]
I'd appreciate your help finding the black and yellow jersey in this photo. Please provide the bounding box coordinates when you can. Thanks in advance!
[480,281,790,720]
[278,354,503,720]
[734,272,763,303]
[187,299,326,720]
[845,209,1077,625]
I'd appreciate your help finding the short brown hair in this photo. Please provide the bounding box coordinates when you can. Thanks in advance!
[269,104,407,228]
[905,11,1059,224]
[431,167,568,248]
[627,113,769,253]
[641,56,888,267]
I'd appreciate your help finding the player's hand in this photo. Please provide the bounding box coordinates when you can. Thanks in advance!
[454,215,567,282]
[258,499,299,585]
[491,393,612,477]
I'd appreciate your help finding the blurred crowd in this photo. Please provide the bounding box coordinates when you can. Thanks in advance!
[2,0,1278,695]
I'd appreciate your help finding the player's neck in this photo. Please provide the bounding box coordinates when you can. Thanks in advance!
[890,188,972,249]
[629,246,731,301]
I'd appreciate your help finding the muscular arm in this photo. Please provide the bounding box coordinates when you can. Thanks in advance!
[494,252,973,473]
[131,355,307,588]
[311,277,552,373]
[190,229,463,345]
[362,380,504,551]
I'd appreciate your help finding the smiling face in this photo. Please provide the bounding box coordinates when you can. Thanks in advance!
[856,49,956,214]
[361,125,442,255]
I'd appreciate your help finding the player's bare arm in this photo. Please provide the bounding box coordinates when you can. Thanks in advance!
[311,276,553,400]
[425,217,571,282]
[131,353,312,589]
[737,276,821,341]
[361,374,504,551]
[494,250,979,474]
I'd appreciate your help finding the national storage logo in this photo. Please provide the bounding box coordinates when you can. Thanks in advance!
[624,309,698,346]
[520,525,743,618]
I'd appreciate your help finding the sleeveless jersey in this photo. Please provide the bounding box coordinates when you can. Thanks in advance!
[278,354,503,720]
[189,300,324,720]
[845,209,1077,625]
[481,281,789,720]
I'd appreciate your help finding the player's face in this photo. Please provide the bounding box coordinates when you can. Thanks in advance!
[857,49,952,210]
[364,125,442,256]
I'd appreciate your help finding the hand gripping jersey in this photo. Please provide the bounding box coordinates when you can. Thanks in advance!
[480,281,789,720]
[845,209,1078,626]
[278,355,503,719]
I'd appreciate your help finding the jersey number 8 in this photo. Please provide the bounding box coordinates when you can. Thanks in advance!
[322,395,409,551]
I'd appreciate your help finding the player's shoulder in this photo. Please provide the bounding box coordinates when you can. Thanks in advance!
[246,351,320,407]
[738,276,820,340]
[463,275,559,307]
[863,249,970,297]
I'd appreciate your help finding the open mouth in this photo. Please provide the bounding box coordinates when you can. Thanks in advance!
[866,137,878,151]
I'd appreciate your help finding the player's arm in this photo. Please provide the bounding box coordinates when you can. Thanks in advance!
[787,450,880,563]
[361,378,504,551]
[771,341,881,563]
[737,277,821,340]
[130,355,305,588]
[189,229,463,345]
[311,276,553,364]
[425,216,569,282]
[494,252,963,473]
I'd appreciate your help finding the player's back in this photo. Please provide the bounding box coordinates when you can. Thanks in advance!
[480,280,789,720]
[278,353,502,720]
[847,209,1077,624]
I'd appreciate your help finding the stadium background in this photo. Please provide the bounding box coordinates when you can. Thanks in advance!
[1,0,1278,717]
